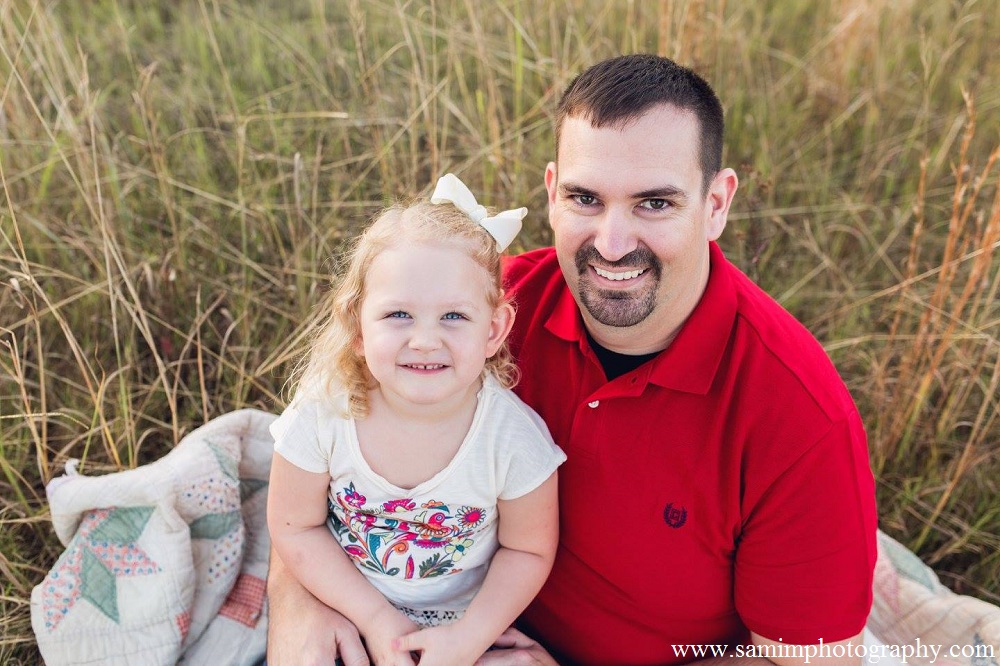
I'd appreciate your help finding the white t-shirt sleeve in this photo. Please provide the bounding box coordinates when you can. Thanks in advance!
[494,392,566,501]
[270,397,333,474]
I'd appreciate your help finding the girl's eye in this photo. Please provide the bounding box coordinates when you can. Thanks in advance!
[387,311,411,319]
[442,312,467,321]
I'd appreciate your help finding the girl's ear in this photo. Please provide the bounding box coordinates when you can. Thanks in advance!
[486,300,516,358]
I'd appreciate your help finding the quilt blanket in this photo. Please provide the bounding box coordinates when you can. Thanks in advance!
[30,409,1000,665]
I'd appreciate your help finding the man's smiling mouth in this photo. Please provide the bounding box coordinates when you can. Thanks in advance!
[593,267,646,281]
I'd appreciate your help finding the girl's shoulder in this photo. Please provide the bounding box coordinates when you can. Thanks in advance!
[476,375,566,501]
[273,382,352,436]
[270,383,354,470]
[290,378,351,416]
[478,374,556,446]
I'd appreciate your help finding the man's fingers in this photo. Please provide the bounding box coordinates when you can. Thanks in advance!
[386,655,417,666]
[337,634,371,666]
[474,650,535,666]
[491,627,537,649]
[477,629,557,666]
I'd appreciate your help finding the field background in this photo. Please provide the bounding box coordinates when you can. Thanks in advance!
[1,0,998,661]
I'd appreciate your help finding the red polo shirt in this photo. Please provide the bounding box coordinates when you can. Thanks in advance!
[504,244,877,665]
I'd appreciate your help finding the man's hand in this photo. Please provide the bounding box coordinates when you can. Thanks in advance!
[472,628,559,666]
[266,549,369,666]
[267,598,368,666]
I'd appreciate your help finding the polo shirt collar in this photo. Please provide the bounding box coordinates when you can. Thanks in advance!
[543,242,738,395]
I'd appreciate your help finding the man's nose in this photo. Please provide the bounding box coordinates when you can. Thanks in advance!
[593,208,638,262]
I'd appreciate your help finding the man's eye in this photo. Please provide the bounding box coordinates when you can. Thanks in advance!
[442,312,467,321]
[640,199,669,210]
[387,311,411,319]
[572,194,597,206]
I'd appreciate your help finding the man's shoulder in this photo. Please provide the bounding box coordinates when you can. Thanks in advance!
[503,247,567,339]
[503,246,560,289]
[722,261,856,419]
[728,265,817,348]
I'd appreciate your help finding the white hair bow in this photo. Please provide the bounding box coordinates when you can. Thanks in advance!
[430,173,526,252]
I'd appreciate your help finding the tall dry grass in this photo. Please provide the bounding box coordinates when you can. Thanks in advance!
[1,0,998,661]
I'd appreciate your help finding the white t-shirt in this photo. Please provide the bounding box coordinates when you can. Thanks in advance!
[271,374,565,616]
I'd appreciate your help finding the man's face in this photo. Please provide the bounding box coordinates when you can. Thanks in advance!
[545,103,736,353]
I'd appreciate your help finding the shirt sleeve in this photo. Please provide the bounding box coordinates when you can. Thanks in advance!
[270,397,334,474]
[496,398,567,501]
[734,411,877,643]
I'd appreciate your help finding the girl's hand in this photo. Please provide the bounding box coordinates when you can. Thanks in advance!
[361,607,421,666]
[392,621,489,666]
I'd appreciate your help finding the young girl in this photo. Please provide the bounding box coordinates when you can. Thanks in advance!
[267,174,565,666]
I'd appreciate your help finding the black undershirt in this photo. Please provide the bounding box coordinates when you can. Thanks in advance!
[586,332,660,381]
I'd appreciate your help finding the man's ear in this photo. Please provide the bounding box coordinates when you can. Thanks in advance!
[544,162,558,209]
[704,167,738,242]
[486,301,516,358]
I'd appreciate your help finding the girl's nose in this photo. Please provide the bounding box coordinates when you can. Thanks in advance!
[408,322,442,351]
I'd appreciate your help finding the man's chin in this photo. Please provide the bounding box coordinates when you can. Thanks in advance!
[581,296,655,328]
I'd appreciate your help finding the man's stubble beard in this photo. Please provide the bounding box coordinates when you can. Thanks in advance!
[574,245,662,328]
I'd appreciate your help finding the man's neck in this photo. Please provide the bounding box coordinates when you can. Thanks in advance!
[586,332,660,380]
[584,317,680,355]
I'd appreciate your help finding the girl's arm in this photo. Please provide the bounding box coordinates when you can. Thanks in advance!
[266,453,418,664]
[394,473,560,665]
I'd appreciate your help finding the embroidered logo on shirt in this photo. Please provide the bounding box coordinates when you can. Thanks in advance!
[663,503,688,529]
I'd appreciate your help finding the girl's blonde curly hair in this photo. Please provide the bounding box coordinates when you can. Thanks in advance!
[293,200,518,416]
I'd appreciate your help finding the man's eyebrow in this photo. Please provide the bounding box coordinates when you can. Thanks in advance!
[558,182,688,203]
[558,182,599,197]
[633,186,687,201]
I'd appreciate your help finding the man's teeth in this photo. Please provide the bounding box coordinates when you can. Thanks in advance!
[594,267,646,281]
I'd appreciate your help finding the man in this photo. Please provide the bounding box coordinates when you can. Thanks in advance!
[267,54,877,665]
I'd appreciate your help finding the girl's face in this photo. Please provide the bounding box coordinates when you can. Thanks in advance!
[356,242,513,415]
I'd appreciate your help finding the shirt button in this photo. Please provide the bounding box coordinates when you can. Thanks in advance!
[588,400,600,408]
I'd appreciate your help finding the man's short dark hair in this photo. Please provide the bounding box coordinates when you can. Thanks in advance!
[555,54,724,193]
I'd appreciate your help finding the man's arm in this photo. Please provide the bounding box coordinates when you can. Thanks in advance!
[266,547,369,666]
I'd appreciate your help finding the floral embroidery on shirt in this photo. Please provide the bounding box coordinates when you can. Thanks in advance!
[456,506,484,528]
[383,498,417,513]
[329,482,486,579]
